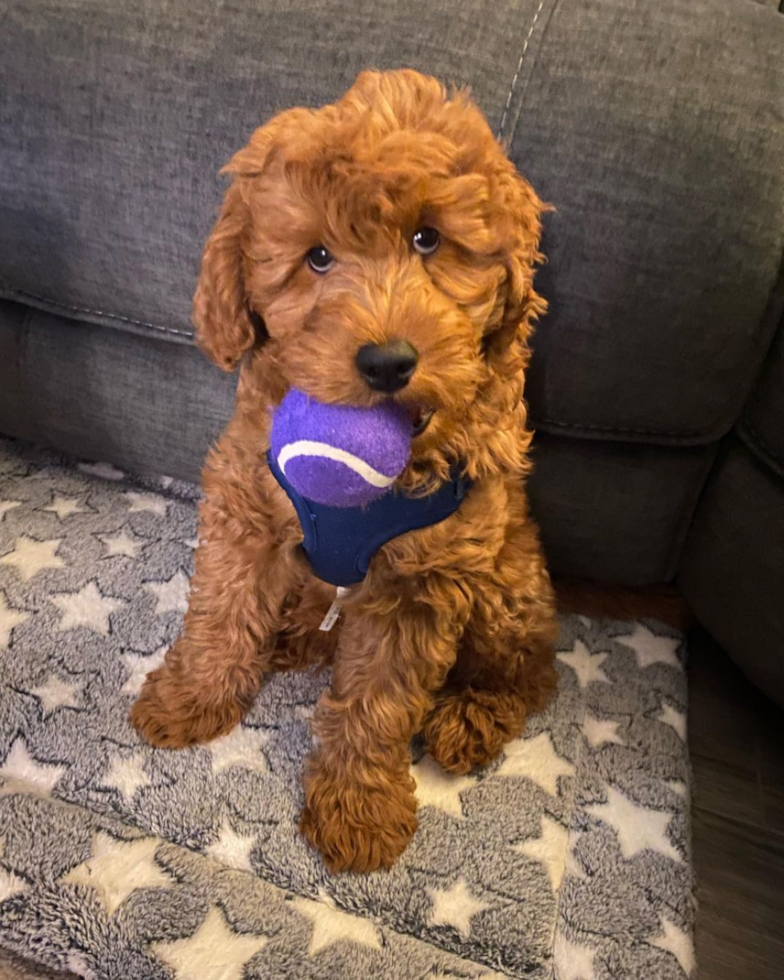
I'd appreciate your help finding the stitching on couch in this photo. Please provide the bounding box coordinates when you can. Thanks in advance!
[532,414,707,440]
[0,281,193,339]
[497,0,546,138]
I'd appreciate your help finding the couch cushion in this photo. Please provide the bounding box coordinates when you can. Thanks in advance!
[0,303,236,483]
[1,0,782,444]
[0,0,551,339]
[678,435,784,705]
[516,0,784,444]
[527,432,717,584]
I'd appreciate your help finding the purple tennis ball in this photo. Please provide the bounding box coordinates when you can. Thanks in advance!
[270,388,412,507]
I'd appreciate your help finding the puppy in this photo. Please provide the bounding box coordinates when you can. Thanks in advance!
[131,69,558,872]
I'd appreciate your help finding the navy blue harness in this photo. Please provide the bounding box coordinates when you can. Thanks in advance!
[267,451,471,587]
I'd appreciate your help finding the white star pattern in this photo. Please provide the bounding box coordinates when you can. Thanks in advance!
[496,732,575,796]
[586,785,681,863]
[427,878,490,939]
[565,839,589,881]
[0,590,28,650]
[658,702,687,741]
[0,738,65,797]
[0,536,64,582]
[293,703,315,721]
[0,839,27,903]
[616,623,681,671]
[0,863,27,902]
[554,932,597,980]
[44,495,84,521]
[582,713,625,749]
[77,461,125,481]
[52,581,124,635]
[125,491,168,517]
[514,815,569,891]
[292,890,382,955]
[650,915,695,975]
[205,820,256,872]
[0,846,27,902]
[121,646,167,696]
[99,530,142,559]
[99,751,151,804]
[0,501,22,522]
[31,674,82,715]
[63,833,172,915]
[208,726,270,775]
[557,641,611,689]
[146,570,190,615]
[153,905,267,980]
[411,755,476,819]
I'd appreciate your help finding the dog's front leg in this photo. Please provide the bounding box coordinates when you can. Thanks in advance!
[299,598,459,872]
[130,487,293,749]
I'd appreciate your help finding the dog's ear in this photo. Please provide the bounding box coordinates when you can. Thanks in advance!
[192,115,300,371]
[192,181,257,371]
[484,167,550,362]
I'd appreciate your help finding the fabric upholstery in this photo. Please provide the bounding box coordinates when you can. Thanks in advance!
[0,302,236,484]
[1,0,782,443]
[515,0,784,443]
[527,433,716,585]
[678,436,784,705]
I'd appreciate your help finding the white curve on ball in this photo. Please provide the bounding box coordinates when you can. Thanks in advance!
[277,440,396,489]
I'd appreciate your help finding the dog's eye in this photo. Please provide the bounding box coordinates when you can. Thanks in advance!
[412,227,440,256]
[306,245,335,274]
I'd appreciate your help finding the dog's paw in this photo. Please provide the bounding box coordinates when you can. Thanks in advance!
[422,689,527,775]
[299,762,418,873]
[129,666,241,749]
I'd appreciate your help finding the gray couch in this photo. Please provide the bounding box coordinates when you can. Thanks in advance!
[1,1,783,699]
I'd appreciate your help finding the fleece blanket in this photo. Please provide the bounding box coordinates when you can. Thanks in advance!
[0,437,695,979]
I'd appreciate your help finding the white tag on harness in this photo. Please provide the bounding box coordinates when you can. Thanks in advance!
[319,586,351,632]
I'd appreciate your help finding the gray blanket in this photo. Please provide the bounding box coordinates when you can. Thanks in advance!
[0,438,695,979]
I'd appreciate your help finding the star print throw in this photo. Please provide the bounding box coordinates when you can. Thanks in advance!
[0,437,696,979]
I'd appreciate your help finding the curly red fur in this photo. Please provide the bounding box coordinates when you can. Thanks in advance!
[131,69,557,872]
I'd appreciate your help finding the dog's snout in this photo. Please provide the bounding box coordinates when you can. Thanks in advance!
[355,341,418,393]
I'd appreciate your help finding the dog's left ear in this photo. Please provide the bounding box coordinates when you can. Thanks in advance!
[484,167,549,360]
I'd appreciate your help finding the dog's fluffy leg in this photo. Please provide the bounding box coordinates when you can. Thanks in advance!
[130,488,295,749]
[299,599,461,872]
[423,515,558,775]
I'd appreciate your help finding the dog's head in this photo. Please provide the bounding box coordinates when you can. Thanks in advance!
[194,69,547,482]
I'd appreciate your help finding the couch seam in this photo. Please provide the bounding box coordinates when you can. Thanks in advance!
[664,442,719,582]
[0,281,193,339]
[532,415,707,439]
[497,0,547,139]
[738,415,784,473]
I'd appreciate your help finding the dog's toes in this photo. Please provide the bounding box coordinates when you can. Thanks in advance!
[300,765,418,873]
[129,671,239,748]
[423,689,527,774]
[129,684,194,748]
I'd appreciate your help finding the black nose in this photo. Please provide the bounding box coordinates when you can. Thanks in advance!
[355,340,418,393]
